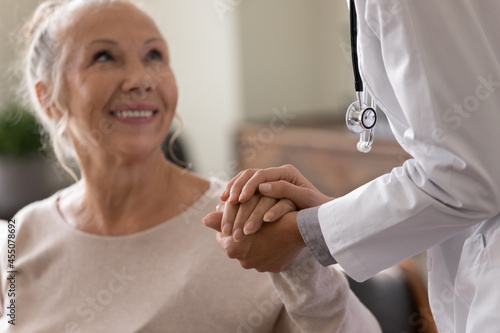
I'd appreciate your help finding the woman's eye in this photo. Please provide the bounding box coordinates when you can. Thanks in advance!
[93,51,113,63]
[147,49,163,61]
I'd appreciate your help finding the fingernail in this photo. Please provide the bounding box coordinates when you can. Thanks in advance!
[228,192,237,203]
[222,224,232,237]
[259,183,271,193]
[238,190,246,202]
[233,229,244,242]
[263,212,274,222]
[243,223,254,235]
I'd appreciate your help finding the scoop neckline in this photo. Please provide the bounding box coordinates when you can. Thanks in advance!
[49,177,222,241]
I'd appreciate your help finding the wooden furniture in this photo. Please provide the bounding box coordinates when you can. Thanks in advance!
[237,122,411,197]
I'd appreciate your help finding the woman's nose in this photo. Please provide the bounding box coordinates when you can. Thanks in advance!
[121,59,153,95]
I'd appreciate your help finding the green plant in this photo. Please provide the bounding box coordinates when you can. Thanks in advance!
[0,104,43,157]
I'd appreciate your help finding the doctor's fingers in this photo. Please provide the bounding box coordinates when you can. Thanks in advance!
[258,180,334,209]
[221,193,261,239]
[225,164,308,205]
[230,194,269,242]
[243,198,297,236]
[221,169,260,204]
[237,196,284,236]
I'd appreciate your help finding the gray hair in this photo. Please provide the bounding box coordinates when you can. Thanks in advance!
[18,0,166,181]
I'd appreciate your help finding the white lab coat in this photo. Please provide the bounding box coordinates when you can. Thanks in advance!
[320,1,500,332]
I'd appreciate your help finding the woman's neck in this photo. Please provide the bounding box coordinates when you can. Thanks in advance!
[59,151,208,235]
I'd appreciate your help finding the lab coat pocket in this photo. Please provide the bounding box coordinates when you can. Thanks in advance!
[454,233,485,305]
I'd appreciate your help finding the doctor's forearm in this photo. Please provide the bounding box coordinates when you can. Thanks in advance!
[297,208,337,266]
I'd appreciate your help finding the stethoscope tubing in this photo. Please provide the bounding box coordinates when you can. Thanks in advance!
[350,0,363,93]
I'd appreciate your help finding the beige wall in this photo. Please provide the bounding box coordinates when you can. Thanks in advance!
[0,0,40,107]
[142,0,244,178]
[239,0,354,121]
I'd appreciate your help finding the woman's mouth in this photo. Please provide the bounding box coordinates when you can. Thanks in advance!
[109,102,160,124]
[111,110,158,119]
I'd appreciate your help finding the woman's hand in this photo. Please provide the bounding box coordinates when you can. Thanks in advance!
[215,211,306,273]
[216,164,334,237]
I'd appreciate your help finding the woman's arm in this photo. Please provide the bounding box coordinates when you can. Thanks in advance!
[271,249,382,333]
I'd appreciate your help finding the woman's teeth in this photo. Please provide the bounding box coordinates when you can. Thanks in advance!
[113,110,155,119]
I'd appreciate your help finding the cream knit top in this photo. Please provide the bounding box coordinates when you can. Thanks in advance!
[0,178,380,332]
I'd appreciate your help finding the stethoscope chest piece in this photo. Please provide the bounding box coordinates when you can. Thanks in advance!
[346,100,377,134]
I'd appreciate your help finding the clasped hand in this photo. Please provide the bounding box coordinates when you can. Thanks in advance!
[203,164,334,272]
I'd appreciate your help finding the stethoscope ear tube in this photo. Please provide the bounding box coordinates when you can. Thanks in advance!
[350,0,363,93]
[346,0,377,153]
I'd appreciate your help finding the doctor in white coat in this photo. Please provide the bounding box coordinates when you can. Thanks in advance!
[204,0,500,332]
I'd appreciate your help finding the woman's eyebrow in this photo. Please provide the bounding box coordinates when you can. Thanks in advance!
[145,37,165,45]
[87,39,117,48]
[86,38,164,48]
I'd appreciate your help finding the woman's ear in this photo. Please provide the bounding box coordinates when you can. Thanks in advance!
[35,81,62,121]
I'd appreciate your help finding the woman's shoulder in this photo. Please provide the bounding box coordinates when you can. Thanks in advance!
[12,182,78,228]
[193,176,228,207]
[207,176,228,195]
[172,166,227,201]
[14,194,56,223]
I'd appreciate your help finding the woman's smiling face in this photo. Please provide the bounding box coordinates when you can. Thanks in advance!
[61,2,177,161]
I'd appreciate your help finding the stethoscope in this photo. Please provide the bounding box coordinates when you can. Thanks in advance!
[345,0,377,153]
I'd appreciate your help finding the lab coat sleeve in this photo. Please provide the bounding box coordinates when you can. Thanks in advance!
[297,208,336,266]
[270,249,382,332]
[319,0,500,282]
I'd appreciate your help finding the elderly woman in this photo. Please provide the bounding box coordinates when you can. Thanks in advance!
[0,1,381,332]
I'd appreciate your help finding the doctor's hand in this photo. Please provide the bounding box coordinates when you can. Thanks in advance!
[221,164,333,207]
[215,211,306,273]
[204,192,296,242]
[218,164,334,235]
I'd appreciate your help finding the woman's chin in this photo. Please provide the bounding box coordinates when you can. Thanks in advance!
[73,133,167,164]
